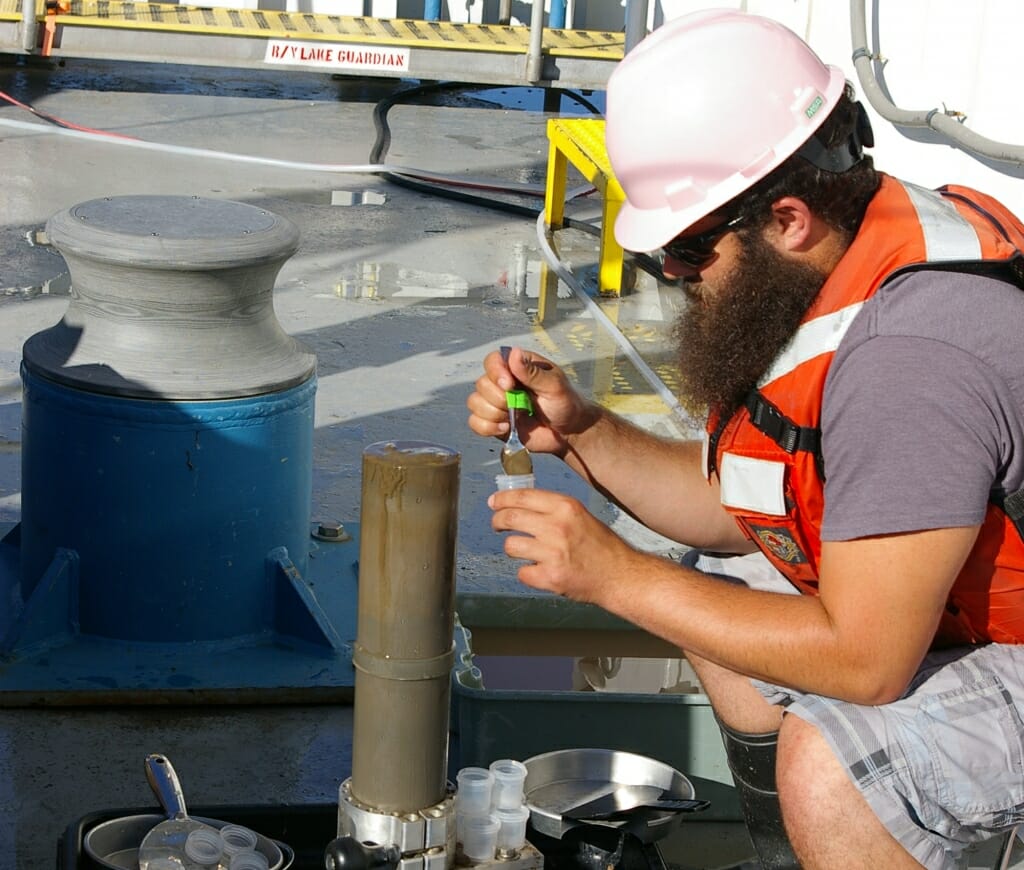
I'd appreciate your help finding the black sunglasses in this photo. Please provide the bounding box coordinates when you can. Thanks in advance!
[662,213,747,269]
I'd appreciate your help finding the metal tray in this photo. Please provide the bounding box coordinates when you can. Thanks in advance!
[60,804,335,870]
[523,748,695,840]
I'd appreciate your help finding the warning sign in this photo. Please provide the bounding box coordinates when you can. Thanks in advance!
[265,40,410,72]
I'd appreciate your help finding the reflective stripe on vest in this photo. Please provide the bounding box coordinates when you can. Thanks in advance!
[757,302,865,387]
[904,182,982,261]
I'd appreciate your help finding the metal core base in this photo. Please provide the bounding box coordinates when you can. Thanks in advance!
[338,777,456,870]
[455,844,545,870]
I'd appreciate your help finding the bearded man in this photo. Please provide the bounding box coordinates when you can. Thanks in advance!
[466,10,1024,870]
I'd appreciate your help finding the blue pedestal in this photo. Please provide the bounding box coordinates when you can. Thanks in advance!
[0,520,360,704]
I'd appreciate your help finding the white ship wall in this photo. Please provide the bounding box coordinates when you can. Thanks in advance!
[623,0,1024,216]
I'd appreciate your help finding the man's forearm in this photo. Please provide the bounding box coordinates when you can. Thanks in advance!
[560,404,749,551]
[592,528,974,705]
[599,554,909,704]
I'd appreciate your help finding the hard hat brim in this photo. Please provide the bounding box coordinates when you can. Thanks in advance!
[614,199,693,255]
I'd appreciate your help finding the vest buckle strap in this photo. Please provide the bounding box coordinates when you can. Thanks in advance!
[997,487,1024,540]
[745,392,822,459]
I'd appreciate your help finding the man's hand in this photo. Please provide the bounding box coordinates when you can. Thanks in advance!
[468,347,747,553]
[488,487,639,604]
[466,347,597,457]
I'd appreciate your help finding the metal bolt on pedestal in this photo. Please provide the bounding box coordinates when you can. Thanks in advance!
[315,520,351,542]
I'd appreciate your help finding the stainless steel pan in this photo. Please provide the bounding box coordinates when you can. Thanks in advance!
[82,810,292,869]
[523,747,701,840]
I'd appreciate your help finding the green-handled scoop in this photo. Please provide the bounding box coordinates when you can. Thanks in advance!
[499,347,533,476]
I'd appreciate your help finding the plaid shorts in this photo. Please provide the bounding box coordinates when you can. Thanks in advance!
[693,551,1024,869]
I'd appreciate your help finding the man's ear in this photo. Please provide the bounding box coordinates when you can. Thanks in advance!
[768,196,815,252]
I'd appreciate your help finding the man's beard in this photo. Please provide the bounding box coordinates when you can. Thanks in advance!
[672,231,827,420]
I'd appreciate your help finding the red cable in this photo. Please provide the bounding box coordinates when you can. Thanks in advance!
[0,88,139,139]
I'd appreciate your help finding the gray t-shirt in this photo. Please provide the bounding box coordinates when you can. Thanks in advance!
[820,269,1024,541]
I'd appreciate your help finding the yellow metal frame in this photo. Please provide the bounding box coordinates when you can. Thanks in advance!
[544,117,626,296]
[0,0,625,58]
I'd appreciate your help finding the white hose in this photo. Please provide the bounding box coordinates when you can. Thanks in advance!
[533,210,699,435]
[0,116,594,199]
[849,0,1024,166]
[5,112,682,430]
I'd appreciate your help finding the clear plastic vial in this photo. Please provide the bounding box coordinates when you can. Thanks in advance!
[495,473,535,490]
[229,850,269,870]
[456,766,495,816]
[220,824,260,856]
[495,804,531,856]
[184,828,226,866]
[456,766,496,846]
[489,759,528,810]
[460,813,501,862]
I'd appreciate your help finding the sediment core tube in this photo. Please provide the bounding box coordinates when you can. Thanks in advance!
[351,440,461,812]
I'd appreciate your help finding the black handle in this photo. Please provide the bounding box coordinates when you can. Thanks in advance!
[567,797,711,822]
[600,799,711,820]
[324,836,401,870]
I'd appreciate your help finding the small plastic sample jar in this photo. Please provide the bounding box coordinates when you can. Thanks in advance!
[489,759,528,810]
[460,813,501,862]
[184,828,226,866]
[220,824,260,856]
[495,473,535,491]
[229,851,269,870]
[456,766,495,817]
[494,804,531,856]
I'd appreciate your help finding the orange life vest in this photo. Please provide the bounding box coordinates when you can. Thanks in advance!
[706,174,1024,646]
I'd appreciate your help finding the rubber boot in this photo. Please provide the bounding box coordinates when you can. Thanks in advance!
[719,720,801,869]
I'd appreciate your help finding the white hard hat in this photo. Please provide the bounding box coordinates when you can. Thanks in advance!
[606,9,847,253]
